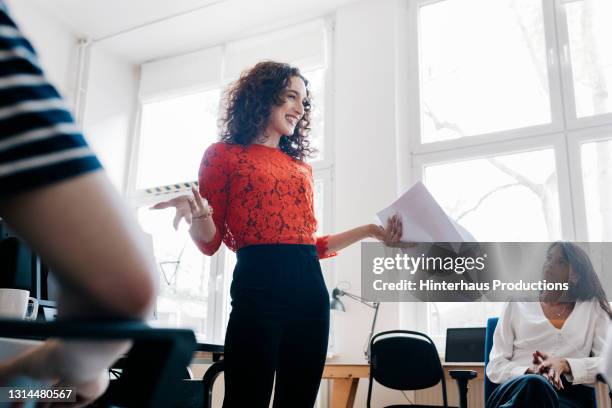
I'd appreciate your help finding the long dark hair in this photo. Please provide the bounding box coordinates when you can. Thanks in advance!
[552,242,612,318]
[218,61,316,161]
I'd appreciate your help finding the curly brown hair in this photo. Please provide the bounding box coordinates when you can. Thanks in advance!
[218,61,316,161]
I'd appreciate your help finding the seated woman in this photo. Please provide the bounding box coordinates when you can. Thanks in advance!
[486,242,611,408]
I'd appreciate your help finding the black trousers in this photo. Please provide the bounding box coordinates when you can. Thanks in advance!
[222,244,330,408]
[487,374,595,408]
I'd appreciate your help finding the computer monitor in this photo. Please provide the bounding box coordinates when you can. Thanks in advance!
[445,327,486,363]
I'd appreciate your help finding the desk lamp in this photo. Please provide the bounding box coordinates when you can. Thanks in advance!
[330,288,380,362]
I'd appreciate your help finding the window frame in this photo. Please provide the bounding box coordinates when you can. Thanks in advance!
[402,0,612,342]
[554,0,612,130]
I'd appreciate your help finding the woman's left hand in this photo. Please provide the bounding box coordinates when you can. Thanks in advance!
[368,214,414,248]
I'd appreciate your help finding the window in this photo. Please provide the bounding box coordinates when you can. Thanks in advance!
[564,0,612,118]
[305,67,326,162]
[419,0,551,142]
[130,86,223,343]
[137,205,213,338]
[424,148,562,241]
[581,138,612,241]
[136,88,220,190]
[407,0,612,347]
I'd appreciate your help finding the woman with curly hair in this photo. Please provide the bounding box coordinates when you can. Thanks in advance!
[153,61,401,407]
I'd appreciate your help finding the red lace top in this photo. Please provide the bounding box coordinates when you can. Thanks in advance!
[195,142,336,259]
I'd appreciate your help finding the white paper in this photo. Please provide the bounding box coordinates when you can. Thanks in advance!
[376,181,475,252]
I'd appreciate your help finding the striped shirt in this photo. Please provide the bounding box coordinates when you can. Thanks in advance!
[0,4,101,196]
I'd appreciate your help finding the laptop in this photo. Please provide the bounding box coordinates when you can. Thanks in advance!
[445,327,486,364]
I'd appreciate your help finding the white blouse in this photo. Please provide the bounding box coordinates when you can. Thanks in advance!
[486,300,610,385]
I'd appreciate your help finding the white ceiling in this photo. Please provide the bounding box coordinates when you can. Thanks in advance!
[34,0,360,64]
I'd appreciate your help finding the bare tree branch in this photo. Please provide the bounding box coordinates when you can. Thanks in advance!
[423,102,466,136]
[423,105,554,236]
[509,0,548,93]
[456,182,521,221]
[488,158,541,196]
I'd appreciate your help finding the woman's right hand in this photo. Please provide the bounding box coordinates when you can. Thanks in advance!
[369,214,415,248]
[151,186,212,230]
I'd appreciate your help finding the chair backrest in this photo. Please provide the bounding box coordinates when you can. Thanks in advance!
[367,330,448,408]
[0,319,197,408]
[484,317,499,404]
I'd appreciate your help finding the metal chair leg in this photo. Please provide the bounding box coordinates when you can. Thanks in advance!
[449,370,478,408]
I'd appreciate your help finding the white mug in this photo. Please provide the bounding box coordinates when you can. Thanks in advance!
[0,288,38,320]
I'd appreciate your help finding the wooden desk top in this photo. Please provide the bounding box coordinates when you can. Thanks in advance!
[321,363,484,381]
[191,343,224,364]
[323,364,370,379]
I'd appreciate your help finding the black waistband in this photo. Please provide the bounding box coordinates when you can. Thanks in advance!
[236,244,317,258]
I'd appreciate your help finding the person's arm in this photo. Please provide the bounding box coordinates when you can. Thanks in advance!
[316,214,405,258]
[485,302,531,384]
[601,324,612,384]
[0,6,155,403]
[564,301,610,385]
[188,186,217,244]
[193,144,230,255]
[321,225,378,256]
[0,171,157,404]
[151,144,229,255]
[0,171,156,318]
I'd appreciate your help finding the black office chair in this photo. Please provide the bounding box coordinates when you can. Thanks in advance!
[0,318,196,408]
[367,330,477,408]
[202,359,225,408]
[107,335,224,408]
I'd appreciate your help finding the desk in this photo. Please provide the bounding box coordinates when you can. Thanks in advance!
[322,363,485,408]
[194,350,484,408]
[323,364,370,408]
[191,342,224,364]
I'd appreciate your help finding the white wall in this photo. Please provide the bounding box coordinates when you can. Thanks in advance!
[82,44,139,191]
[331,0,412,406]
